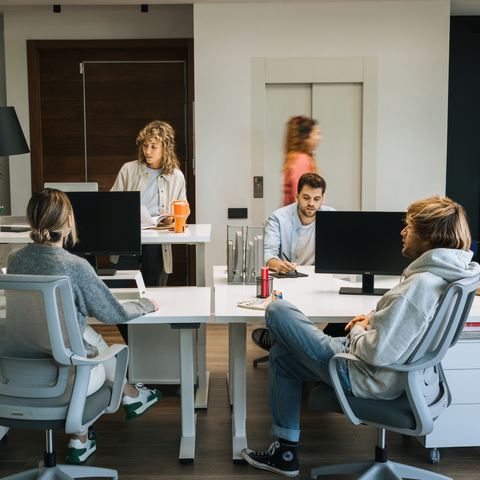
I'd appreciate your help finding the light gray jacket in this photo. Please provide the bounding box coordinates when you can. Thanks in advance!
[348,248,480,400]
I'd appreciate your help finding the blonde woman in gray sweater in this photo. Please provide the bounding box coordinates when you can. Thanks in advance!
[7,188,162,465]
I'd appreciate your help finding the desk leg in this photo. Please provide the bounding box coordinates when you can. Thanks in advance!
[195,243,210,409]
[227,323,233,405]
[179,328,196,464]
[231,323,247,463]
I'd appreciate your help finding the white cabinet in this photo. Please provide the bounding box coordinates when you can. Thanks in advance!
[418,339,480,453]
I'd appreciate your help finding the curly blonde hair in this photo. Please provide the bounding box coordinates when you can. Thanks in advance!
[136,120,180,175]
[27,188,78,247]
[407,195,471,251]
[283,116,319,174]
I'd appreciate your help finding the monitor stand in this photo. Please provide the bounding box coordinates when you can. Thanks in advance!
[84,254,117,276]
[339,274,388,296]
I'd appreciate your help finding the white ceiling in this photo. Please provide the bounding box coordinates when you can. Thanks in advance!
[0,0,478,16]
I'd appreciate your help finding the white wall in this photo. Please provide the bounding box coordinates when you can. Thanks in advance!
[3,4,193,215]
[0,13,11,213]
[194,1,450,285]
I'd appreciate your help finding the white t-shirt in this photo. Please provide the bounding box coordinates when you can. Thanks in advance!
[294,222,315,265]
[141,167,163,216]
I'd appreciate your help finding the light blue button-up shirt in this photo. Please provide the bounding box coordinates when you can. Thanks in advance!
[264,202,336,266]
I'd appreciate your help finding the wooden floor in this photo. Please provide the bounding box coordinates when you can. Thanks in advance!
[1,324,480,479]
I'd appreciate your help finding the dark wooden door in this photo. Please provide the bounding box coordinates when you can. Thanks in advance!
[27,40,195,286]
[83,61,187,191]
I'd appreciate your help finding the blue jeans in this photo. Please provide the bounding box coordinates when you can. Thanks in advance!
[266,300,353,442]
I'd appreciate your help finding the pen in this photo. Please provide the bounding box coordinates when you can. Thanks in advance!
[283,253,297,273]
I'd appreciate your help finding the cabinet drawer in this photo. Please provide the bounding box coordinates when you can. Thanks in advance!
[419,404,480,448]
[445,369,480,404]
[442,340,480,369]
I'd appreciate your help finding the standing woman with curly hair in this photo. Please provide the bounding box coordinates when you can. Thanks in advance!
[283,116,323,206]
[110,120,187,293]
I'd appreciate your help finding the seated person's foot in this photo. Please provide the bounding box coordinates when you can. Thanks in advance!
[242,441,299,477]
[66,437,96,464]
[252,328,276,352]
[122,383,162,421]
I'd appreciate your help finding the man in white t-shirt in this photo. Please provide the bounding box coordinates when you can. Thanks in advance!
[253,174,337,351]
[264,173,335,274]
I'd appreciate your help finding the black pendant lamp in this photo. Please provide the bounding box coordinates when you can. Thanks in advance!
[0,107,30,156]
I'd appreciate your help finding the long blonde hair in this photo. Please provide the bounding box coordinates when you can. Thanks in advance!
[136,120,180,175]
[27,188,78,246]
[283,116,319,174]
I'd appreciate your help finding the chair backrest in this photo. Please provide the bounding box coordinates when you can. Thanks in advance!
[0,275,87,424]
[403,273,479,431]
[408,274,479,366]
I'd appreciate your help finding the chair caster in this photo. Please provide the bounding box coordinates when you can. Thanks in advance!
[430,447,440,464]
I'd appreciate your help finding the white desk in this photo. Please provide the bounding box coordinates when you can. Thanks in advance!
[90,286,211,464]
[0,225,212,409]
[213,265,399,462]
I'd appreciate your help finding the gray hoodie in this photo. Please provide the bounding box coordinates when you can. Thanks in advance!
[348,248,480,400]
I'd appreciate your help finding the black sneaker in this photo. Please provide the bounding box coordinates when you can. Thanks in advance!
[252,328,276,352]
[242,441,299,477]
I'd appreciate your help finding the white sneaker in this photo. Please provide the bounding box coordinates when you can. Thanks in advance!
[122,383,162,421]
[66,438,96,464]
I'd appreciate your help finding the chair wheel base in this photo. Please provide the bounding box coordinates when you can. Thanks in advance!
[311,459,452,480]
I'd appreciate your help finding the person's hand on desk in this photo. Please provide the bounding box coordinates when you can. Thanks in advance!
[161,216,174,225]
[149,299,160,311]
[267,258,298,274]
[345,311,372,337]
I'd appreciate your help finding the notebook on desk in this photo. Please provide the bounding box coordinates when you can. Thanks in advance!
[270,271,308,279]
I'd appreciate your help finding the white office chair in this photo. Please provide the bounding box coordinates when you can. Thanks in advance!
[0,274,128,480]
[309,274,479,480]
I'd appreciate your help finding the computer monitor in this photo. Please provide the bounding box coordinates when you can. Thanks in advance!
[66,191,141,274]
[315,211,413,295]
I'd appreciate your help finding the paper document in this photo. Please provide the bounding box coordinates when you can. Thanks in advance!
[141,205,171,229]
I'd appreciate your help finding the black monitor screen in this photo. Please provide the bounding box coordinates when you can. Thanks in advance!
[315,211,413,295]
[66,191,141,256]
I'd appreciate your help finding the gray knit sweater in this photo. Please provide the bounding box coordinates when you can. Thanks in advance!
[7,244,155,356]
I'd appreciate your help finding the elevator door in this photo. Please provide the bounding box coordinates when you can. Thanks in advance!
[265,82,363,218]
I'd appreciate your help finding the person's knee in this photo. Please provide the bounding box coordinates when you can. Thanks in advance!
[266,300,296,336]
[266,300,287,328]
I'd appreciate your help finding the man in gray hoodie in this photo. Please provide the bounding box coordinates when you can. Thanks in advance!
[242,195,480,478]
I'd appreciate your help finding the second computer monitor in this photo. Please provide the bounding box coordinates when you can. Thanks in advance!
[66,191,141,257]
[315,211,413,295]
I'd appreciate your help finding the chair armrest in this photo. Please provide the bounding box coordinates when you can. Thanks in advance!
[65,344,129,433]
[328,353,364,425]
[104,345,128,414]
[69,344,128,366]
[327,352,431,425]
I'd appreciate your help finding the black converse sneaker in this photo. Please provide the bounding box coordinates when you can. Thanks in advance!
[252,328,277,352]
[242,441,299,477]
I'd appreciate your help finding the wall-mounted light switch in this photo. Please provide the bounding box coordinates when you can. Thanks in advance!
[254,176,263,198]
